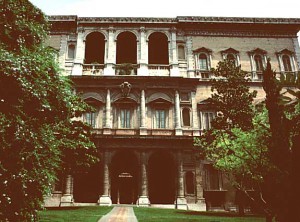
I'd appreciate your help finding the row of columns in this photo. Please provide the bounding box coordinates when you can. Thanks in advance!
[58,151,206,210]
[72,27,180,76]
[103,89,199,136]
[98,151,186,208]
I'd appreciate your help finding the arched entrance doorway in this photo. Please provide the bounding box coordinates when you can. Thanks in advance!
[148,151,175,203]
[111,151,138,204]
[73,163,101,203]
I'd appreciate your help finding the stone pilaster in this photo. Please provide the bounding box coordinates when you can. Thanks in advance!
[98,152,112,206]
[60,174,74,206]
[191,91,200,136]
[176,152,187,210]
[103,89,111,134]
[137,152,150,206]
[138,27,149,76]
[104,26,116,75]
[195,160,207,211]
[170,27,180,77]
[175,91,182,135]
[140,90,147,135]
[292,37,300,70]
[72,30,85,75]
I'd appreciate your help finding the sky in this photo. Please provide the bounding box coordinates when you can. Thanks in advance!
[30,0,300,18]
[29,0,300,42]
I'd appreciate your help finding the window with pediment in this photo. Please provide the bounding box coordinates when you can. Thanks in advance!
[114,97,137,129]
[248,48,267,80]
[221,48,240,66]
[82,97,103,128]
[193,47,212,78]
[148,95,172,129]
[276,49,296,73]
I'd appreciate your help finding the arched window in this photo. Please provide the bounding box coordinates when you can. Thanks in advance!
[282,55,292,72]
[67,44,75,59]
[148,32,169,64]
[178,45,185,60]
[199,54,208,70]
[254,55,264,72]
[116,32,137,64]
[185,171,195,194]
[85,32,105,64]
[182,108,190,127]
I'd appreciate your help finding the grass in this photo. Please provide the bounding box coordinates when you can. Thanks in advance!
[133,207,265,222]
[38,206,113,222]
[38,206,266,222]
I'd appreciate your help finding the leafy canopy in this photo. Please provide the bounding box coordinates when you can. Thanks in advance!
[0,0,98,221]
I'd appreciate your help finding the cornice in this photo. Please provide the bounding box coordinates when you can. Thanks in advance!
[48,15,300,25]
[177,16,300,25]
[78,17,177,24]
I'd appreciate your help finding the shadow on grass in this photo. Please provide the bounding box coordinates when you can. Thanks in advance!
[176,211,263,218]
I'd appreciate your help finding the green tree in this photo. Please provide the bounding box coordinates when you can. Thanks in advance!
[0,0,99,221]
[262,59,300,222]
[195,59,274,217]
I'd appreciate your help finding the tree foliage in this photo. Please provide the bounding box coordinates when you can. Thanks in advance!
[208,59,257,130]
[262,59,300,222]
[0,0,99,221]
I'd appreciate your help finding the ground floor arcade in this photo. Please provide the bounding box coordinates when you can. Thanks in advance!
[45,137,239,211]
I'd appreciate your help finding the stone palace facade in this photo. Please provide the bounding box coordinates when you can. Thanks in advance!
[44,15,300,211]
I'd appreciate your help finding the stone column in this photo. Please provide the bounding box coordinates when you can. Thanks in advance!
[98,152,112,206]
[104,26,116,75]
[195,160,207,211]
[140,90,147,135]
[138,27,149,76]
[60,174,74,206]
[176,152,187,210]
[137,152,150,206]
[191,91,200,136]
[170,27,180,77]
[72,30,85,75]
[175,90,182,135]
[103,89,111,134]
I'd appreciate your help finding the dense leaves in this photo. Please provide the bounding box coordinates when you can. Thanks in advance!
[0,1,98,221]
[209,60,257,130]
[262,60,300,222]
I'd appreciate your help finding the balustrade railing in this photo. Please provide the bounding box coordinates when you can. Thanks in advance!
[148,64,170,76]
[82,64,104,75]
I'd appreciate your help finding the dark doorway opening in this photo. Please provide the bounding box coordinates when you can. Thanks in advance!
[116,32,137,64]
[84,32,105,64]
[111,151,138,204]
[148,151,175,203]
[148,32,169,65]
[73,163,101,203]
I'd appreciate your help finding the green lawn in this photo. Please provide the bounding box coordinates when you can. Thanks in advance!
[38,206,113,222]
[38,206,266,222]
[134,207,265,222]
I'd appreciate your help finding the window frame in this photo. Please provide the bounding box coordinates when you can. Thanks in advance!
[67,43,76,60]
[199,110,215,130]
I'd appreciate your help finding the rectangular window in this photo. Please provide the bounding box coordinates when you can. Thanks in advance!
[155,109,166,128]
[200,111,215,130]
[120,109,131,128]
[84,112,96,128]
[199,58,208,70]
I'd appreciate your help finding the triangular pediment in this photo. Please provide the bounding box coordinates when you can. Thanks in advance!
[276,48,294,55]
[248,48,267,55]
[221,47,239,54]
[193,47,212,54]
